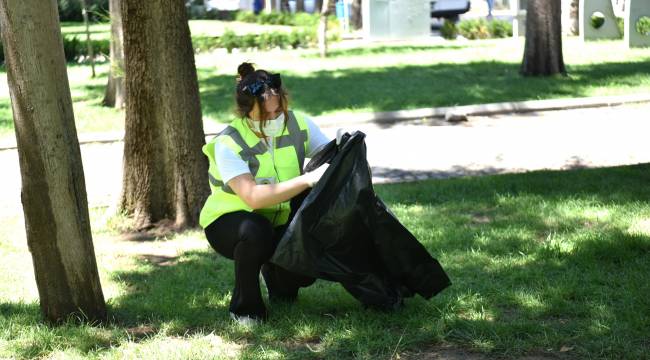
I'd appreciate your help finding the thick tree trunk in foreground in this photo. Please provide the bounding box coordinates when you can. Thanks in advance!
[521,0,566,76]
[103,0,125,108]
[120,0,209,231]
[318,0,332,58]
[0,0,106,323]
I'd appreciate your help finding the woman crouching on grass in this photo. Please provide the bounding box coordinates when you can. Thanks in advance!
[199,62,332,325]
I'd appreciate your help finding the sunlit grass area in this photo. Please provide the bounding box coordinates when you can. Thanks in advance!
[1,37,649,140]
[1,163,649,359]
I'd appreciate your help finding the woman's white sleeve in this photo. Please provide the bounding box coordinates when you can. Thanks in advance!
[214,142,251,184]
[305,116,333,157]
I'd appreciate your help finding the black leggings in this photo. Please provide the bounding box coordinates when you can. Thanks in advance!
[204,210,315,319]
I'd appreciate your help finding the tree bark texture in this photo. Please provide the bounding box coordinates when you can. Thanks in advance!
[0,0,106,323]
[521,0,566,76]
[120,0,209,231]
[103,0,125,108]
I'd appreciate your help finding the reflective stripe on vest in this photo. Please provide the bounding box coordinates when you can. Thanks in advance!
[209,111,307,195]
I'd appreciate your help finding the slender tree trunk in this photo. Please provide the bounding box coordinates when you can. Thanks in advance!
[315,0,323,14]
[103,0,125,108]
[120,0,210,231]
[570,0,579,35]
[520,0,566,76]
[351,0,362,30]
[265,0,273,13]
[0,0,106,323]
[318,0,332,57]
[280,0,289,12]
[296,0,304,12]
[80,0,96,77]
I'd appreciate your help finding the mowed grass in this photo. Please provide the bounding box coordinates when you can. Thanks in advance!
[1,37,650,140]
[1,163,649,359]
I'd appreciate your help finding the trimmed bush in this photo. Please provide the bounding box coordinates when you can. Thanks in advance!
[219,29,240,53]
[58,0,108,22]
[458,19,490,39]
[0,36,109,64]
[205,29,315,54]
[62,36,110,62]
[488,19,513,38]
[440,19,458,40]
[235,10,325,27]
[457,19,512,40]
[235,10,258,23]
[192,36,221,53]
[636,16,650,36]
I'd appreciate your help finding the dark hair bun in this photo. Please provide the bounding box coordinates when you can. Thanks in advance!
[237,62,256,80]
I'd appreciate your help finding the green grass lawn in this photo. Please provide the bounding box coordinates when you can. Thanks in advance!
[1,37,650,141]
[1,164,649,359]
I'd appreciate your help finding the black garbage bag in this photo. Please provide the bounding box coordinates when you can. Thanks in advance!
[271,131,451,309]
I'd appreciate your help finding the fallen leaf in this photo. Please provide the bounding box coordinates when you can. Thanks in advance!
[560,346,574,352]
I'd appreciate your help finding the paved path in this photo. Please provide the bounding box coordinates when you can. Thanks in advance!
[1,103,649,217]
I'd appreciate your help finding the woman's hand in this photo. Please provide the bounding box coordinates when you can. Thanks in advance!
[302,163,330,187]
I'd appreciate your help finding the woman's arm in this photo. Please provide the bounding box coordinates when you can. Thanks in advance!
[227,164,328,210]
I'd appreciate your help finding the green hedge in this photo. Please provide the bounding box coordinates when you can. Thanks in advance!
[235,11,322,27]
[457,18,513,40]
[196,28,325,53]
[440,19,458,40]
[0,36,110,64]
[0,29,336,65]
[58,0,108,22]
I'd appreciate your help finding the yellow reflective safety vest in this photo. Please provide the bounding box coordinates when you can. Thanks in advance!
[199,110,309,228]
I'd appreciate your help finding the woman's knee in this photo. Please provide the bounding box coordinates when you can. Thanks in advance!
[237,213,275,256]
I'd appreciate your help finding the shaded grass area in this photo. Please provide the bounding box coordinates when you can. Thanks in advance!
[2,164,650,359]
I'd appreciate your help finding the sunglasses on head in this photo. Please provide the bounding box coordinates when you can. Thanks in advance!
[242,73,282,97]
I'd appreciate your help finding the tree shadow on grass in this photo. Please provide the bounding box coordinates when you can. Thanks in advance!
[2,164,650,358]
[198,60,650,124]
[374,163,650,358]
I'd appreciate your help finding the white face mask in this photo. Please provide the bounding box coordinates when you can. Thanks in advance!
[250,112,285,137]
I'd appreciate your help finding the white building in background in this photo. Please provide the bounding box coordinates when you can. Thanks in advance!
[205,0,251,11]
[205,0,318,13]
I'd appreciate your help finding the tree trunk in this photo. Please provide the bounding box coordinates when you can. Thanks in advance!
[280,0,290,12]
[103,0,125,108]
[0,0,106,323]
[315,0,323,14]
[351,0,362,30]
[569,0,579,35]
[296,0,304,12]
[318,0,332,58]
[520,0,566,76]
[80,0,96,77]
[120,0,210,231]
